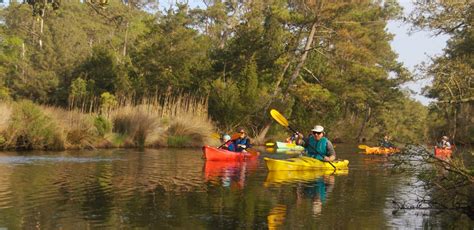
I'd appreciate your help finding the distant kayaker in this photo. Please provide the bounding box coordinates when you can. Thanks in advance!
[285,133,298,144]
[221,134,236,152]
[437,136,452,150]
[379,135,395,148]
[296,125,336,162]
[234,128,252,152]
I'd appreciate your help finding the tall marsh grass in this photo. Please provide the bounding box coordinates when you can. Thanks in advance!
[3,101,64,150]
[108,94,217,148]
[167,114,217,147]
[0,94,216,150]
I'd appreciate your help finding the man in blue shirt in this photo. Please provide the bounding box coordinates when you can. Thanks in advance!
[234,128,252,152]
[297,125,336,161]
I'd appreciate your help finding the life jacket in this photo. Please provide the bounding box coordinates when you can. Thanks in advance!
[306,135,328,160]
[234,138,250,152]
[224,141,236,152]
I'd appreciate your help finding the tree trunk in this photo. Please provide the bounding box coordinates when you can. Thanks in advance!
[253,123,271,145]
[122,21,129,56]
[356,104,371,142]
[283,20,318,98]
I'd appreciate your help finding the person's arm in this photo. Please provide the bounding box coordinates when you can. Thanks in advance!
[297,134,310,147]
[325,140,336,161]
[445,142,451,149]
[245,138,252,148]
[228,143,235,152]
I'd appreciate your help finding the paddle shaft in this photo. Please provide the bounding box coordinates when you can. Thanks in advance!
[270,109,336,170]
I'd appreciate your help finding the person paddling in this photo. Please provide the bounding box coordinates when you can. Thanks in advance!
[296,125,335,162]
[379,135,395,149]
[221,134,236,152]
[234,128,252,152]
[437,136,452,150]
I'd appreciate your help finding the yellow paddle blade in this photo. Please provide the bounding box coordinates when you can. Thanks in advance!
[358,144,369,150]
[211,133,221,139]
[270,109,289,127]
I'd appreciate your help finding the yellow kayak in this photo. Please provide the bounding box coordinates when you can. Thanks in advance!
[264,156,349,171]
[276,141,305,150]
[264,169,348,187]
[365,147,400,154]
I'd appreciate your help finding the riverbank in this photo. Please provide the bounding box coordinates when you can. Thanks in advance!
[0,98,220,150]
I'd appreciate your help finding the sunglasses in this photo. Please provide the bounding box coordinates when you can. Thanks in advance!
[239,131,246,134]
[312,131,322,135]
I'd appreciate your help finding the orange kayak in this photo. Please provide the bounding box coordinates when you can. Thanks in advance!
[434,147,452,160]
[365,146,400,154]
[202,146,259,161]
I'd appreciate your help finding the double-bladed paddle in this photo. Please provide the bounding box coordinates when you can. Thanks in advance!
[212,133,259,156]
[269,109,336,170]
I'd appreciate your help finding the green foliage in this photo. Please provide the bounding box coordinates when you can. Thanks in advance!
[112,112,155,148]
[4,100,64,150]
[0,1,432,144]
[166,114,214,147]
[167,135,192,148]
[100,92,117,113]
[94,115,112,137]
[65,114,97,149]
[409,2,473,144]
[0,135,5,146]
[208,79,243,129]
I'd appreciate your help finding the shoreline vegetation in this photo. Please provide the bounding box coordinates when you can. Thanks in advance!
[0,94,220,150]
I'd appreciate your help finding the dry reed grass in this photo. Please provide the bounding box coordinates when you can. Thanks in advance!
[167,114,218,147]
[0,93,216,150]
[106,94,215,148]
[43,107,98,149]
[3,101,65,150]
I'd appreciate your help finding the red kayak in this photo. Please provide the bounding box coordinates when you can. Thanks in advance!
[202,146,259,161]
[434,147,452,160]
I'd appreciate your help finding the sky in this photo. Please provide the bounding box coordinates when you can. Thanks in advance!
[386,1,450,105]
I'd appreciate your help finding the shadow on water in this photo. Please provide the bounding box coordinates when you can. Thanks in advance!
[0,145,471,229]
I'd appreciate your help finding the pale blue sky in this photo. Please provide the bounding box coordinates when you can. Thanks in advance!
[387,1,449,105]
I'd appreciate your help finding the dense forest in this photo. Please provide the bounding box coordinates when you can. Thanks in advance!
[0,0,472,149]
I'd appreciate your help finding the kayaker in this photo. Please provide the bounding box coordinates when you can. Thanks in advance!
[437,136,452,149]
[296,125,336,162]
[234,128,252,152]
[285,133,298,144]
[379,135,395,148]
[221,134,236,152]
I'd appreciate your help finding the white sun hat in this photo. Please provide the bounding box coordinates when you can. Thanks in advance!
[223,134,231,141]
[311,125,324,133]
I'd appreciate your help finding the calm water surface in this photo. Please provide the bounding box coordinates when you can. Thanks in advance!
[0,144,472,229]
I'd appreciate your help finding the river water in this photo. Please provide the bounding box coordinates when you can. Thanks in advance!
[0,144,472,229]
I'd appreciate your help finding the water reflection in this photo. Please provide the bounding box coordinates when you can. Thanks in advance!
[204,160,258,189]
[0,146,470,229]
[267,204,286,230]
[265,170,348,227]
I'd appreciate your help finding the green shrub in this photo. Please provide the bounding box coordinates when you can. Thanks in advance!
[113,112,155,148]
[167,135,192,148]
[65,115,97,149]
[0,135,5,146]
[94,115,112,137]
[5,100,64,150]
[166,114,215,147]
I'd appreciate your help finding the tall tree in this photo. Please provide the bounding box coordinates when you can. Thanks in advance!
[409,1,473,144]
